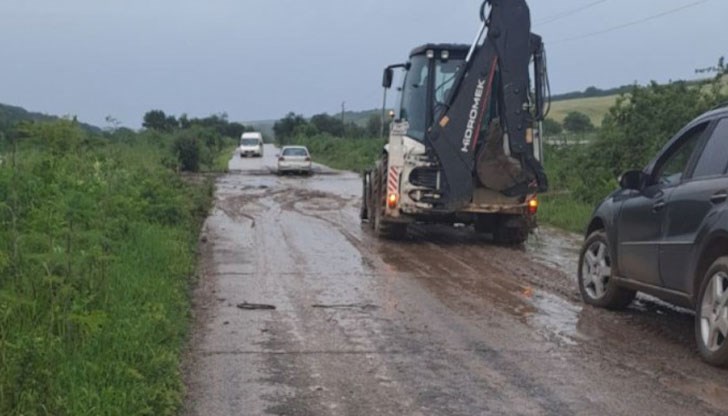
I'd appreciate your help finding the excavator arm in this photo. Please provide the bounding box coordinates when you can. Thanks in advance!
[428,0,548,212]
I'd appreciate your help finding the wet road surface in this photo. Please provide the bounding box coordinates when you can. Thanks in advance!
[184,145,728,415]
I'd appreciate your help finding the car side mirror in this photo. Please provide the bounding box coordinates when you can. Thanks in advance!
[382,68,394,89]
[619,170,648,191]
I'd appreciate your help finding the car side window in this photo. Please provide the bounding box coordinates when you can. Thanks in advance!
[654,123,708,186]
[692,118,728,179]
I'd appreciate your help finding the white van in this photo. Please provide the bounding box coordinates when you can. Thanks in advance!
[239,132,264,158]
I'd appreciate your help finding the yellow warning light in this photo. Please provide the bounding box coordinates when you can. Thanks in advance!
[528,198,539,215]
[387,193,398,209]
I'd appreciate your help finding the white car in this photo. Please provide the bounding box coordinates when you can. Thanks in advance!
[239,132,264,158]
[277,146,312,175]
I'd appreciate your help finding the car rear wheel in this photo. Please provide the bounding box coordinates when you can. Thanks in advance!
[578,231,635,310]
[696,257,728,366]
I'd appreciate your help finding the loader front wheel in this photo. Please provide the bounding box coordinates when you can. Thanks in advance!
[370,160,407,240]
[360,172,370,222]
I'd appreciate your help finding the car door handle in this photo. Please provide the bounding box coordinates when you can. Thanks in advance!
[653,200,666,212]
[711,192,728,205]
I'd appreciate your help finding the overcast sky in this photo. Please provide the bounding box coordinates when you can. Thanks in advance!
[1,0,725,128]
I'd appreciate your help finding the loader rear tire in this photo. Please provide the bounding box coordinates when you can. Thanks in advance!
[493,215,529,245]
[493,215,529,246]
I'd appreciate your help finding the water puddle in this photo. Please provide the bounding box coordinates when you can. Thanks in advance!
[527,291,581,346]
[527,227,582,282]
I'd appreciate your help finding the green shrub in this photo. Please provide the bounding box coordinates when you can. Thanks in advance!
[542,118,563,136]
[172,133,200,172]
[563,111,594,133]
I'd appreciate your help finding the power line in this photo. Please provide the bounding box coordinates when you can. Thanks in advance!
[535,0,609,27]
[553,0,710,44]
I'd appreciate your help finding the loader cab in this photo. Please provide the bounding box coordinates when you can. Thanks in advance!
[390,44,470,142]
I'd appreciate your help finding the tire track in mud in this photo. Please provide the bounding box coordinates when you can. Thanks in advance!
[256,184,575,414]
[264,184,702,350]
[269,184,728,414]
[188,158,728,416]
[215,180,427,415]
[268,186,581,414]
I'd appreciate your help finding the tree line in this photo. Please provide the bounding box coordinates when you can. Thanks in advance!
[142,109,252,138]
[273,111,383,143]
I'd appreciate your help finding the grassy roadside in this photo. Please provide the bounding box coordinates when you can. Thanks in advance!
[209,143,238,173]
[538,193,592,235]
[0,121,218,415]
[291,134,385,173]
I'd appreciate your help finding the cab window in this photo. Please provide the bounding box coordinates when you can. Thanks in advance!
[399,56,429,142]
[433,59,461,109]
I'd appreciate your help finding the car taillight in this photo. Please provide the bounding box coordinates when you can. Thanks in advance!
[305,157,311,162]
[278,157,285,162]
[528,198,539,215]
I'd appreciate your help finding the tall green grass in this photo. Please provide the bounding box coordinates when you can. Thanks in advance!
[538,193,592,234]
[537,143,600,234]
[0,121,215,415]
[210,143,238,173]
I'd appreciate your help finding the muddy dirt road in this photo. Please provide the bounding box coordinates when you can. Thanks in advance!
[184,145,728,416]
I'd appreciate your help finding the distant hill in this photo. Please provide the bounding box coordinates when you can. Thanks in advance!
[551,85,632,102]
[0,102,100,134]
[244,119,276,139]
[341,109,381,127]
[548,76,725,126]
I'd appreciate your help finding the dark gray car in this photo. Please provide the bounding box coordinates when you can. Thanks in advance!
[579,105,728,366]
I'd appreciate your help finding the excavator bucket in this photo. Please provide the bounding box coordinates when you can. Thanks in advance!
[427,0,547,212]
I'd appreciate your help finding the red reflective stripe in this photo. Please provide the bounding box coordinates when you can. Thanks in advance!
[388,167,400,194]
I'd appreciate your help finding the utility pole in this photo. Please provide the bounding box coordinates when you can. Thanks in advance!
[341,101,346,125]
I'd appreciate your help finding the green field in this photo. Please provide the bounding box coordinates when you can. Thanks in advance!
[549,95,617,127]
